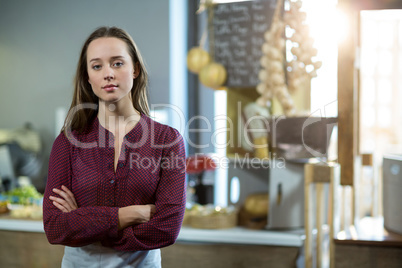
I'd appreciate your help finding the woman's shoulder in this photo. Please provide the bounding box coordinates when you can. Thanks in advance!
[51,132,73,153]
[54,119,98,148]
[143,114,183,144]
[53,131,69,144]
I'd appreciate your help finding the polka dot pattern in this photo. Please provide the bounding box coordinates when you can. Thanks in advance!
[43,113,186,251]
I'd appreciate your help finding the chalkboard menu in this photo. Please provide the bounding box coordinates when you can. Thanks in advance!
[212,0,277,88]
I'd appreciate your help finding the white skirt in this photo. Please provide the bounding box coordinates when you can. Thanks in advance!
[61,242,161,268]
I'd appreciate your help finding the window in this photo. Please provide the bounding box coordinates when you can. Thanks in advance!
[359,10,402,217]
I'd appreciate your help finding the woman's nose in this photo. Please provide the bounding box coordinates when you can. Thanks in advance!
[103,66,114,80]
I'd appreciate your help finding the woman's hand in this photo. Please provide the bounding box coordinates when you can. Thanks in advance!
[49,185,78,213]
[49,185,155,229]
[118,204,156,230]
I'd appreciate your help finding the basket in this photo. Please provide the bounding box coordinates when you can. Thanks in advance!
[189,210,238,229]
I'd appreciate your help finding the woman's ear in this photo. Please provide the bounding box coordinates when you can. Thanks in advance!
[133,62,140,78]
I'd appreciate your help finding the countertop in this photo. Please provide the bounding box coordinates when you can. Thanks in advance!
[335,217,402,247]
[0,217,304,247]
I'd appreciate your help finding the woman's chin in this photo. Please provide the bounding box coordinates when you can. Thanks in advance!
[99,96,120,104]
[96,92,131,105]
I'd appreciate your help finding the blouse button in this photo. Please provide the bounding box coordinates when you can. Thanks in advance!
[110,180,115,184]
[119,163,124,168]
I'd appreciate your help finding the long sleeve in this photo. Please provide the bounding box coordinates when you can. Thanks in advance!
[103,128,186,251]
[43,133,120,247]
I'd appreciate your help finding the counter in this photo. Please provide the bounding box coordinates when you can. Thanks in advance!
[0,218,304,268]
[178,226,304,247]
[0,218,43,232]
[334,217,402,268]
[0,218,304,246]
[0,217,64,268]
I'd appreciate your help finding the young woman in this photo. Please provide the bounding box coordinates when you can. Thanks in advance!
[43,26,186,268]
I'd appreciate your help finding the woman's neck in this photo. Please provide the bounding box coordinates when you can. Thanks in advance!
[97,99,140,136]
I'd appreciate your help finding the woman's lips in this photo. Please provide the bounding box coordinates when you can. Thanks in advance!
[103,84,118,92]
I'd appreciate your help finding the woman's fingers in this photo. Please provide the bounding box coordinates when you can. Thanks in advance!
[50,186,78,212]
[49,196,72,212]
[52,187,69,200]
[61,185,78,208]
[51,199,69,212]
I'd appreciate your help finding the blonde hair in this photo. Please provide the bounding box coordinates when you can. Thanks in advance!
[63,26,149,134]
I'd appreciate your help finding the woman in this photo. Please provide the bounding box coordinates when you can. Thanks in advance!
[43,26,186,268]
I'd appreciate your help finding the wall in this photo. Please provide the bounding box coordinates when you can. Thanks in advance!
[0,0,171,188]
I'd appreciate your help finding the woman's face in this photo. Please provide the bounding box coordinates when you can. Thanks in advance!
[86,37,138,104]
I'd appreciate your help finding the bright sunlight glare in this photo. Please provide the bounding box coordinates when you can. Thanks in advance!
[301,0,339,117]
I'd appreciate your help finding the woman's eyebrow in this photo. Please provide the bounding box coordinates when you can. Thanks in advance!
[89,56,125,62]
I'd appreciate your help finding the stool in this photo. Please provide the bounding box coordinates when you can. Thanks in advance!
[304,162,340,268]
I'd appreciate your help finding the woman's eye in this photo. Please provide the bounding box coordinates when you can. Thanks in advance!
[113,62,124,67]
[92,65,101,70]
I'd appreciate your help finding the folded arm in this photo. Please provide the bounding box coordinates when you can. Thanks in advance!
[50,185,155,230]
[103,129,187,251]
[43,134,120,247]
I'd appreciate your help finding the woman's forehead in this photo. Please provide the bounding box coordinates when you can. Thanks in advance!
[87,37,130,61]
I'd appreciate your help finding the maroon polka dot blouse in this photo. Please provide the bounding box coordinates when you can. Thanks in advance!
[43,113,186,251]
